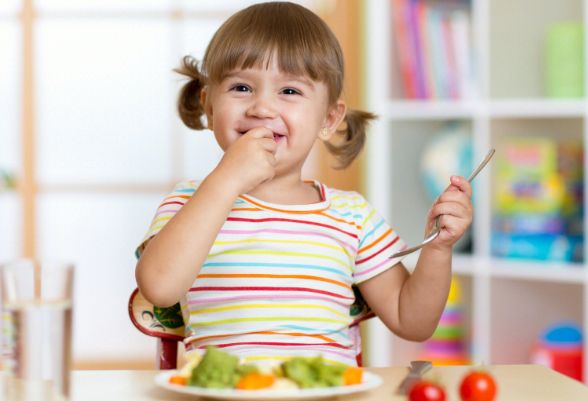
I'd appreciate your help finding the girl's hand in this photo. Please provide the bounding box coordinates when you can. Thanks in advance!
[426,175,473,250]
[213,127,278,195]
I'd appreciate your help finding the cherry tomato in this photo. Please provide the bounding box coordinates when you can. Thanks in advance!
[459,370,497,401]
[408,380,446,401]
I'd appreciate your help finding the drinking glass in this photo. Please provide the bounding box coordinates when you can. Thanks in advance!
[1,260,74,401]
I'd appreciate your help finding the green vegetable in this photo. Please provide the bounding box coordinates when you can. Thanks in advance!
[281,356,346,388]
[188,347,258,388]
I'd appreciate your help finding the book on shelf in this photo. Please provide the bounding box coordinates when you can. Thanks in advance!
[451,8,475,99]
[391,0,474,100]
[392,0,418,98]
[409,0,428,98]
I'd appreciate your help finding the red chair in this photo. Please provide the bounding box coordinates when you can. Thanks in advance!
[128,287,373,369]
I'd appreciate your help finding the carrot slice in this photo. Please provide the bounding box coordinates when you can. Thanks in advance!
[168,375,187,386]
[236,373,276,390]
[343,367,363,385]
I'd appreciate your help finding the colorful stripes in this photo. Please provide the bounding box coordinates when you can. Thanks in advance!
[190,303,349,318]
[226,216,359,240]
[137,180,406,366]
[196,274,350,290]
[222,228,357,251]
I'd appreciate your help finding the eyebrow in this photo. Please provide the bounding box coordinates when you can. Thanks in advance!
[223,71,316,89]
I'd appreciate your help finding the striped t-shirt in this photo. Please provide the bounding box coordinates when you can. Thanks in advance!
[137,180,407,366]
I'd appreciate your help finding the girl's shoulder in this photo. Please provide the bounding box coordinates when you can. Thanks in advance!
[322,184,371,213]
[156,180,202,208]
[162,180,202,199]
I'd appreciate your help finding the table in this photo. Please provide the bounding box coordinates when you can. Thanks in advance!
[67,364,588,401]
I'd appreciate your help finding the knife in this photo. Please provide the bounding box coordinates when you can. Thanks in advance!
[396,360,433,394]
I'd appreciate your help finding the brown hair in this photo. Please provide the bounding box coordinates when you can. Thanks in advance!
[176,1,376,169]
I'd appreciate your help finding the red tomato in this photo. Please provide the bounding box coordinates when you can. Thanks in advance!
[408,380,446,401]
[459,370,497,401]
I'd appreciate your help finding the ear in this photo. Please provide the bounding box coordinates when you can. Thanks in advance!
[200,85,214,130]
[320,100,347,141]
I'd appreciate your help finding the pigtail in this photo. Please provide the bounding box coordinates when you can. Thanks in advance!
[175,55,207,130]
[324,109,377,169]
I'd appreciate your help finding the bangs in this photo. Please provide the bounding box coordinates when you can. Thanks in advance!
[202,2,343,102]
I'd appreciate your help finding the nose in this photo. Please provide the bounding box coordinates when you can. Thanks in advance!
[246,92,277,119]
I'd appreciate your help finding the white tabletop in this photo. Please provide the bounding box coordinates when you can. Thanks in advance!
[62,364,588,401]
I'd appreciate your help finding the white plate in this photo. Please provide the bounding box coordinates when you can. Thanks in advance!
[154,370,382,400]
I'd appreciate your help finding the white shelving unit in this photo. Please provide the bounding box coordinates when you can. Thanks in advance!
[363,0,588,383]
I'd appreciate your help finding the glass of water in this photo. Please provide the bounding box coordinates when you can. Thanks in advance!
[1,260,74,401]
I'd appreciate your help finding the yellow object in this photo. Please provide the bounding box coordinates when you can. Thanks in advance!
[447,276,461,304]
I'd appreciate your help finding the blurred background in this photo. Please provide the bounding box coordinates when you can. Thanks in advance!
[1,0,587,383]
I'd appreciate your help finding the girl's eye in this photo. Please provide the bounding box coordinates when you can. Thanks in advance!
[281,88,301,95]
[230,84,251,92]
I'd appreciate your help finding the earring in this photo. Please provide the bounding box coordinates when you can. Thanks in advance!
[319,127,330,140]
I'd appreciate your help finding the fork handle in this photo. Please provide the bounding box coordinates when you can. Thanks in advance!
[426,148,495,238]
[410,360,432,376]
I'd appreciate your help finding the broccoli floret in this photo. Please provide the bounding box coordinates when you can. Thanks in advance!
[282,356,346,388]
[188,347,259,388]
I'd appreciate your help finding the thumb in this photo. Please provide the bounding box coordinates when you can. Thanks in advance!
[246,126,274,140]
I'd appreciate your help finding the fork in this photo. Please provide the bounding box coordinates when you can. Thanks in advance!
[390,148,495,259]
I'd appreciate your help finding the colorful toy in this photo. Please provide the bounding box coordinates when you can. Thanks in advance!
[491,232,583,262]
[421,276,468,365]
[494,138,564,214]
[530,322,583,381]
[492,138,584,262]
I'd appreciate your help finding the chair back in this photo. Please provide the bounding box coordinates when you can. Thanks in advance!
[128,288,184,369]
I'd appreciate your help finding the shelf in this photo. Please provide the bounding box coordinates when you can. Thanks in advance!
[489,259,586,284]
[383,100,480,120]
[403,254,585,283]
[488,99,587,118]
[381,99,587,121]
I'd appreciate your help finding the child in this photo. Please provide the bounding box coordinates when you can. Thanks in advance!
[135,1,472,367]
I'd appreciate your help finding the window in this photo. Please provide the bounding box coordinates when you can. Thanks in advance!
[4,0,318,367]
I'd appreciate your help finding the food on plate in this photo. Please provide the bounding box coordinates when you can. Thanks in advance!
[188,346,259,388]
[408,380,446,401]
[167,346,363,391]
[281,356,347,388]
[236,372,276,390]
[167,375,187,386]
[459,370,497,401]
[343,366,363,385]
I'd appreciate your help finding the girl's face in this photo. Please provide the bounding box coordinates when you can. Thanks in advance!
[202,57,345,177]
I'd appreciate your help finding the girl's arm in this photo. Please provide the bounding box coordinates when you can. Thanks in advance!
[358,176,472,341]
[136,128,277,307]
